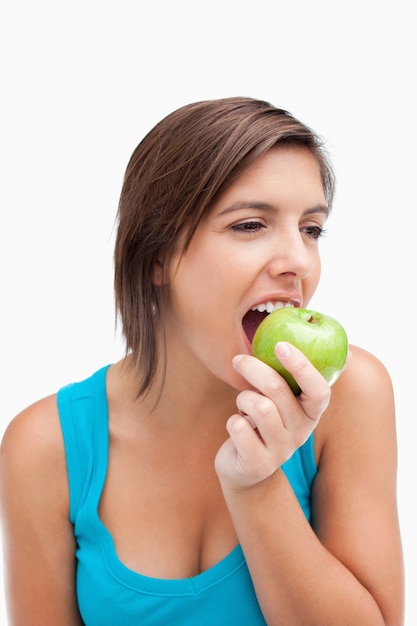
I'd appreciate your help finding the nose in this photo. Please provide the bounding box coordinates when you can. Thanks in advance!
[266,229,314,280]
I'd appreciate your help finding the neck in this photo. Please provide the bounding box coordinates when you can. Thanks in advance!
[107,354,239,432]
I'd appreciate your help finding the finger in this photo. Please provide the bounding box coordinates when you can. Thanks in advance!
[233,347,329,422]
[234,377,313,460]
[233,353,294,403]
[236,389,285,437]
[233,352,308,432]
[274,342,331,419]
[235,388,312,460]
[225,414,276,483]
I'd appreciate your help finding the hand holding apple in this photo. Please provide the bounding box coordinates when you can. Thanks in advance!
[251,307,348,395]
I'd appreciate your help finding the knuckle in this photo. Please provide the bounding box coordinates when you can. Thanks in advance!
[290,357,310,378]
[268,372,287,395]
[253,395,275,419]
[235,390,255,415]
[268,373,290,397]
[314,384,331,412]
[320,389,331,409]
[247,454,276,482]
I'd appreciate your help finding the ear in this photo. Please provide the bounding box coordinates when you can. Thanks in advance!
[151,260,165,286]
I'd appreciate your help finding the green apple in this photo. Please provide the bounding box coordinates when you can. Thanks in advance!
[251,307,348,395]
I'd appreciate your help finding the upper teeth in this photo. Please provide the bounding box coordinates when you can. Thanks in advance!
[251,301,294,313]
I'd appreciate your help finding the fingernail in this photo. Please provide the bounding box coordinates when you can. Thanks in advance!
[232,354,244,367]
[275,342,291,358]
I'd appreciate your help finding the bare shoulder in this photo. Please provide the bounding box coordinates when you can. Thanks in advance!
[314,344,396,461]
[339,343,393,395]
[1,394,63,461]
[0,394,69,513]
[0,399,83,623]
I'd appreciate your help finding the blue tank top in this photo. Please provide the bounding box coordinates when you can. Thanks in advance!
[57,365,317,625]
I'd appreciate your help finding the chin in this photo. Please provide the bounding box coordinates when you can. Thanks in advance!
[225,369,254,393]
[206,363,243,393]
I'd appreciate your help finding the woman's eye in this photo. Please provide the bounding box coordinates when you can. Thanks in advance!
[301,225,327,240]
[231,221,265,234]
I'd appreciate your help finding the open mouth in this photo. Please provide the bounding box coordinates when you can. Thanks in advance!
[242,301,296,345]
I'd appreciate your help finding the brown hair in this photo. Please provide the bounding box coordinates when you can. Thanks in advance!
[114,96,335,396]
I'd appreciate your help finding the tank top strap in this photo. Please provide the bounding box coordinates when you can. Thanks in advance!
[57,365,110,524]
[281,433,317,522]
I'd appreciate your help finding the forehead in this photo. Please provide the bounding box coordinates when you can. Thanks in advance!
[212,145,327,212]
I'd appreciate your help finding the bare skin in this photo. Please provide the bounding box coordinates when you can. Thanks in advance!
[0,346,404,625]
[0,147,404,624]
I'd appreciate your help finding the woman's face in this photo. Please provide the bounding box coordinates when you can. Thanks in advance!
[162,145,329,390]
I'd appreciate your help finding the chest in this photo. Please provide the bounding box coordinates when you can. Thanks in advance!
[98,429,238,579]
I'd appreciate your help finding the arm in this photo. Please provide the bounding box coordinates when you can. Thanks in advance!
[0,396,84,625]
[215,344,404,625]
[312,346,404,624]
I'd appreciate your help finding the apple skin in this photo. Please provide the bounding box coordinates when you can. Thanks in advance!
[251,307,348,395]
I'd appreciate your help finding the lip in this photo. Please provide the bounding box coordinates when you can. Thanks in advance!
[247,292,303,312]
[241,292,303,350]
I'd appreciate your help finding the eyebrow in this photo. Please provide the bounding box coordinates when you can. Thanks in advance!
[218,201,330,218]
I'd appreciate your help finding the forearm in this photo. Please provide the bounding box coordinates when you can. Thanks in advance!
[221,469,386,626]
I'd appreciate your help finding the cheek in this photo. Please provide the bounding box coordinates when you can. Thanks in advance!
[168,261,219,331]
[303,257,322,303]
[173,247,239,305]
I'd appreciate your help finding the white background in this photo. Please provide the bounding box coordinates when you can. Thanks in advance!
[1,1,415,623]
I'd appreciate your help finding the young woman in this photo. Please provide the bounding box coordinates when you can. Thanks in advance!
[0,97,404,625]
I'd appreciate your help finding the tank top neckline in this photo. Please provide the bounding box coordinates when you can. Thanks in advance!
[85,364,247,595]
